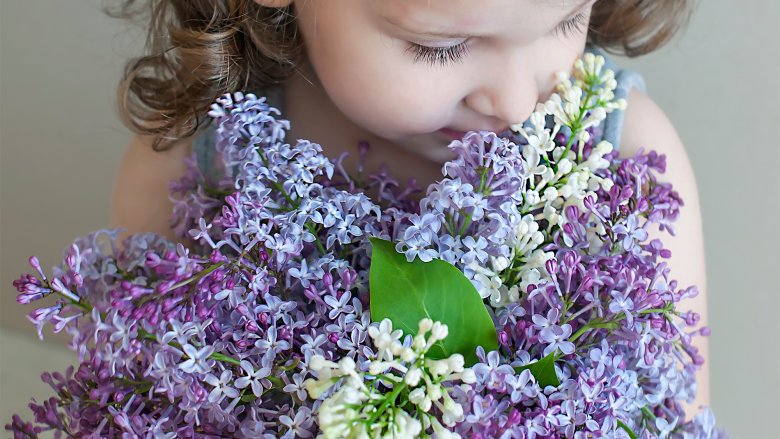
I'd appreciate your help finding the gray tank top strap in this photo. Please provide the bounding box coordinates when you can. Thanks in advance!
[584,45,647,151]
[193,86,286,183]
[192,123,221,184]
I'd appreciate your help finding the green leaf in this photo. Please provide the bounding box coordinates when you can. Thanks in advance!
[616,420,638,439]
[513,351,560,388]
[368,237,498,366]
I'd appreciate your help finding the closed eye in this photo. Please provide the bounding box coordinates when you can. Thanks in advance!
[405,41,471,67]
[552,12,589,39]
[407,8,590,67]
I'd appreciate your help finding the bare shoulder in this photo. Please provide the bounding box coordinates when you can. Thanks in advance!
[619,89,703,236]
[620,89,690,171]
[620,88,712,410]
[109,133,195,245]
[618,89,704,255]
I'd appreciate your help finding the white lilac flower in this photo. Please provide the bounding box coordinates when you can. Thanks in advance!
[308,319,469,438]
[367,318,404,361]
[389,408,423,437]
[490,255,510,273]
[545,92,580,127]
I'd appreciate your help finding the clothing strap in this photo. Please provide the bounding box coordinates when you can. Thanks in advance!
[192,86,285,184]
[585,45,647,150]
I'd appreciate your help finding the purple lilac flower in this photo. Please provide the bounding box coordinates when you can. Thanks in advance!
[7,89,725,438]
[179,344,215,374]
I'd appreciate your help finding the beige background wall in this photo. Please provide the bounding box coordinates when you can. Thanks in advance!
[1,0,778,437]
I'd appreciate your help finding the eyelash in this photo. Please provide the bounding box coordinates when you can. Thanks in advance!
[552,12,589,39]
[407,12,589,67]
[405,41,471,67]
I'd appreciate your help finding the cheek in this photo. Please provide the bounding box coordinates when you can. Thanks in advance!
[328,65,459,138]
[300,12,460,138]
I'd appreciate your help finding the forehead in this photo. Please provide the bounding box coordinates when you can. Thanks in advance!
[371,0,588,39]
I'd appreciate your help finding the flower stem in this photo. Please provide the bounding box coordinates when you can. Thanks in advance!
[568,303,675,343]
[305,223,328,255]
[137,327,242,366]
[165,261,225,292]
[367,381,407,425]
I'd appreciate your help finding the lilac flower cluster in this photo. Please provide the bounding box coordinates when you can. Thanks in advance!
[7,91,429,438]
[8,53,727,438]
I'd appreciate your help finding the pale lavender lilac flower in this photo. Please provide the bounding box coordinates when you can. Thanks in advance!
[7,90,725,438]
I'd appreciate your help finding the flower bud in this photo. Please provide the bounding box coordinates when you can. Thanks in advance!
[427,382,442,401]
[442,393,463,418]
[310,355,327,371]
[545,258,559,275]
[391,341,405,357]
[369,361,388,376]
[304,378,333,399]
[543,187,559,202]
[28,256,46,280]
[410,388,431,412]
[431,322,448,341]
[413,334,427,351]
[418,318,433,335]
[460,368,477,384]
[401,347,417,363]
[447,354,465,373]
[430,417,457,439]
[490,255,510,272]
[558,158,572,175]
[426,359,449,377]
[405,366,423,386]
[338,357,356,375]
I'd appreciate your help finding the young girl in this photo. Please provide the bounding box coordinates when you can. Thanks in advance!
[108,0,709,416]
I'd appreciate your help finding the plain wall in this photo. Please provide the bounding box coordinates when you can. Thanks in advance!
[1,0,778,436]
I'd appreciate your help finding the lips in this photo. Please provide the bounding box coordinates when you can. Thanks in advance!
[439,128,469,140]
[439,126,511,141]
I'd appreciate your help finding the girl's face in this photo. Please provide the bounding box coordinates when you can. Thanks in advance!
[290,0,595,155]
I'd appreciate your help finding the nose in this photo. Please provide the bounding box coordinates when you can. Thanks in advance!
[463,51,543,127]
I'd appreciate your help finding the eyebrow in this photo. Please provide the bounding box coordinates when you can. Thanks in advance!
[382,0,593,39]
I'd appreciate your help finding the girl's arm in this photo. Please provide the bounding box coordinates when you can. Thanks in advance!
[109,134,195,248]
[620,89,710,416]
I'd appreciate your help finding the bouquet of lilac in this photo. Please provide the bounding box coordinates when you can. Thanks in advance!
[8,53,727,438]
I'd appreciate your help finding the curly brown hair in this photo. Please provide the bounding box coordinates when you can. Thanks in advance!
[105,0,695,152]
